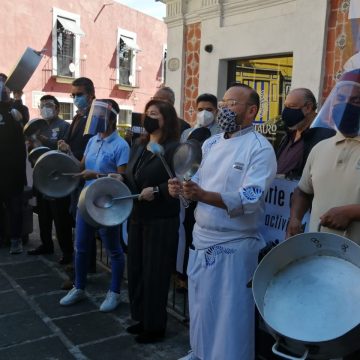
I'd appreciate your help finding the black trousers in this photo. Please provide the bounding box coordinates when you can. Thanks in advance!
[127,216,179,333]
[0,192,23,239]
[37,194,74,255]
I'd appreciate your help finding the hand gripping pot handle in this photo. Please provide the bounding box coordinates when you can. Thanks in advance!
[272,341,309,360]
[317,222,348,237]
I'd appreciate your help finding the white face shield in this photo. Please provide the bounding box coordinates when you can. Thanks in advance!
[311,78,360,137]
[84,100,118,136]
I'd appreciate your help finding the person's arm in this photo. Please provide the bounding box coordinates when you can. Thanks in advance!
[286,187,313,238]
[286,146,316,238]
[184,144,277,215]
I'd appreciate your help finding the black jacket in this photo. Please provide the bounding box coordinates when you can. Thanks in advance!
[0,103,26,197]
[64,113,92,161]
[277,126,336,178]
[125,139,180,220]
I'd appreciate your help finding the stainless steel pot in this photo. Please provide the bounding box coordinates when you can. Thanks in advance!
[252,231,360,359]
[78,177,133,227]
[33,150,80,198]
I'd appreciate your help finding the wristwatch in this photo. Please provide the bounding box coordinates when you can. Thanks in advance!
[153,186,159,194]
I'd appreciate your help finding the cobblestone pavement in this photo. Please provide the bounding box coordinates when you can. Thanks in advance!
[0,217,189,360]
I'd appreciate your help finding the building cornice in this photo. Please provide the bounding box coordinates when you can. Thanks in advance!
[163,0,295,27]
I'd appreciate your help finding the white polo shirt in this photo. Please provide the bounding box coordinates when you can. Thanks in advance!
[299,132,360,243]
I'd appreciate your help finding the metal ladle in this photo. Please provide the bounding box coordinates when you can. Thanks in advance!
[147,141,190,208]
[93,185,160,209]
[48,170,81,180]
[94,194,141,209]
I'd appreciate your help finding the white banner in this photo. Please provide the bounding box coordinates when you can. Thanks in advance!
[260,177,310,244]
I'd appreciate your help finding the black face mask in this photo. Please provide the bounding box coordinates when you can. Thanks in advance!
[282,107,305,128]
[143,116,160,134]
[332,102,360,137]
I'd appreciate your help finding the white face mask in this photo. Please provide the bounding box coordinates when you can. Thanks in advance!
[196,110,215,127]
[40,107,55,120]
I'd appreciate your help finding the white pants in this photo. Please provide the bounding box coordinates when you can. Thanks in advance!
[188,237,261,360]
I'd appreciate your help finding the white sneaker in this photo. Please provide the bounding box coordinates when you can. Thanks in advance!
[10,238,23,254]
[59,287,86,306]
[99,290,121,312]
[178,350,200,360]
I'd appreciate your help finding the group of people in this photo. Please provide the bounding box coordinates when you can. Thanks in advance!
[1,65,360,359]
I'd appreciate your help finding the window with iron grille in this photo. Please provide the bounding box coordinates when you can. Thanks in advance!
[52,8,83,79]
[118,109,132,125]
[119,37,133,86]
[59,102,73,121]
[57,19,75,77]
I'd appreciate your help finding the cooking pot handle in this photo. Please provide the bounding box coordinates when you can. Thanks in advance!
[317,222,348,237]
[272,341,309,360]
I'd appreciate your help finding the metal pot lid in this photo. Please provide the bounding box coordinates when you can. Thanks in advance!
[23,118,48,138]
[78,177,133,227]
[28,146,50,167]
[5,47,42,91]
[173,139,202,180]
[33,150,80,198]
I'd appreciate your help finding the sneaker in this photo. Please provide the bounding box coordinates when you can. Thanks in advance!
[59,287,86,306]
[178,351,200,360]
[10,238,23,254]
[99,290,121,312]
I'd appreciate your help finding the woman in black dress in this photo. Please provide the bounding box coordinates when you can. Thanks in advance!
[124,99,180,343]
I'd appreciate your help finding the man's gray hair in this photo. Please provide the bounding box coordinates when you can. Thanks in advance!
[157,86,175,105]
[294,88,317,111]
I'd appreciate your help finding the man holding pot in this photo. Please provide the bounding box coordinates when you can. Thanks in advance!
[287,69,360,246]
[169,83,277,360]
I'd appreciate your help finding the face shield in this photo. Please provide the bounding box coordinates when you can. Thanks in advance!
[84,100,118,136]
[311,71,360,137]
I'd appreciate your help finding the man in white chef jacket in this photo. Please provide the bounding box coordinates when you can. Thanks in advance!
[169,83,277,360]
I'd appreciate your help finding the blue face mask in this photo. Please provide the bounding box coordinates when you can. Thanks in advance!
[73,94,89,111]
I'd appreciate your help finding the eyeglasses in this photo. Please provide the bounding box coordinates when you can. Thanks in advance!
[39,102,56,109]
[70,92,85,98]
[218,100,248,108]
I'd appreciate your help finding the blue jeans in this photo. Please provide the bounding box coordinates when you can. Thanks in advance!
[75,212,124,293]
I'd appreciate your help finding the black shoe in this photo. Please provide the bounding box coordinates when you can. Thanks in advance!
[61,279,74,290]
[134,331,165,344]
[27,245,54,255]
[58,254,73,265]
[126,322,144,335]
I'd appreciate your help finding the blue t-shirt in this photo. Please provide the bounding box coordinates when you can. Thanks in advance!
[84,131,130,186]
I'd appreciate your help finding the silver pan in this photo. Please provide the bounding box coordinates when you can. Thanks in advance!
[252,231,360,359]
[173,139,202,181]
[33,150,80,198]
[28,146,50,167]
[23,118,48,138]
[78,177,133,227]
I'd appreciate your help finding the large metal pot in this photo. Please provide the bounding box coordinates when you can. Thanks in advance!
[78,177,133,227]
[252,231,360,359]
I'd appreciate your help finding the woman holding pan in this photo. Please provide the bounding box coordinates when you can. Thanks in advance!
[59,99,129,312]
[124,99,180,343]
